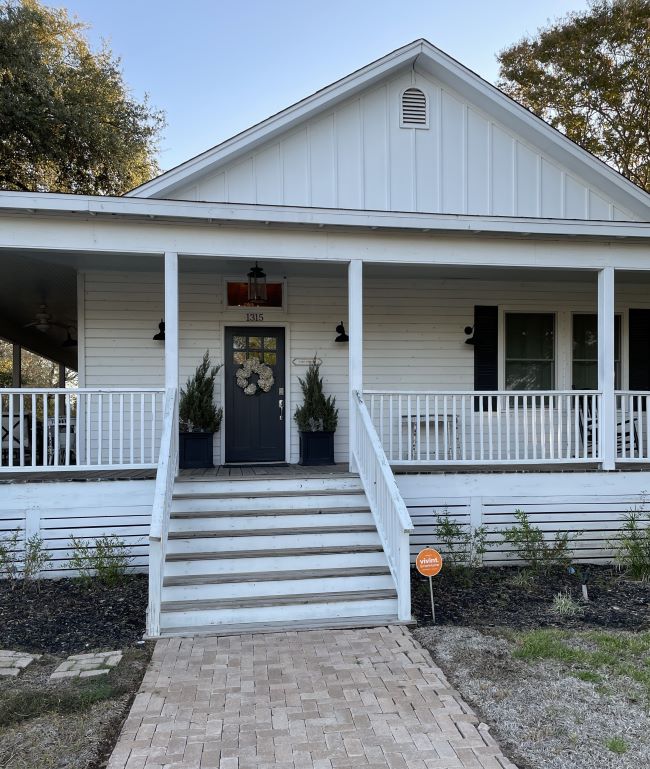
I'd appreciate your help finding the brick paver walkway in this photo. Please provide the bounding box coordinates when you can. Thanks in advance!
[108,626,517,769]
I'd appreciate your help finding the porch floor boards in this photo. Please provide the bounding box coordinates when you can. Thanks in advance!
[2,462,650,482]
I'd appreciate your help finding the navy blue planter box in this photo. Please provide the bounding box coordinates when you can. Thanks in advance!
[179,432,214,469]
[299,431,335,466]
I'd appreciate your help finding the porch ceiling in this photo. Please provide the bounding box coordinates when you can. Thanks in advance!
[0,251,78,368]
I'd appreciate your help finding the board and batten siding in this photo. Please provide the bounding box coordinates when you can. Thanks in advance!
[0,480,154,576]
[170,69,634,221]
[82,270,650,463]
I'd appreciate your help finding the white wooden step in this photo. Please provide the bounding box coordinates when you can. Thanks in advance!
[171,505,371,519]
[168,511,374,534]
[158,614,406,638]
[174,477,363,498]
[166,531,381,556]
[163,550,390,577]
[161,573,395,603]
[163,564,391,586]
[159,597,398,630]
[170,493,368,515]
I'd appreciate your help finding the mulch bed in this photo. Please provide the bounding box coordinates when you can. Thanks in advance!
[0,575,148,654]
[412,564,649,631]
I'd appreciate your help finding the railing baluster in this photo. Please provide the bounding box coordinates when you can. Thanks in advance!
[119,393,124,465]
[31,393,37,467]
[97,393,103,465]
[415,395,421,461]
[151,392,157,463]
[8,392,14,467]
[425,394,430,462]
[108,393,113,465]
[86,393,92,465]
[65,393,71,466]
[522,395,528,460]
[140,393,145,464]
[389,396,394,461]
[18,394,24,467]
[487,396,493,461]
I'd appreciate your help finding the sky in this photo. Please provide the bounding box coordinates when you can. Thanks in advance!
[41,0,591,173]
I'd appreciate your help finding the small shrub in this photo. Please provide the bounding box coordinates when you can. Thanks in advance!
[605,737,629,755]
[0,528,22,589]
[551,590,584,617]
[22,534,51,589]
[501,510,574,572]
[509,569,535,589]
[613,500,650,581]
[68,534,133,586]
[94,535,133,585]
[434,510,486,578]
[68,535,95,584]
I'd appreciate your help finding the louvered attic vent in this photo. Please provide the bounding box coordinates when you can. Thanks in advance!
[400,87,428,128]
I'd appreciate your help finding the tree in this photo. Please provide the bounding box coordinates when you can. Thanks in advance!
[179,351,223,433]
[0,0,164,195]
[497,0,650,192]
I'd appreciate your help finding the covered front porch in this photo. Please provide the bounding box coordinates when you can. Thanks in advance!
[1,254,649,476]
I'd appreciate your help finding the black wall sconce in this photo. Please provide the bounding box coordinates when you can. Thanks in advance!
[153,319,165,341]
[335,322,349,343]
[464,325,475,345]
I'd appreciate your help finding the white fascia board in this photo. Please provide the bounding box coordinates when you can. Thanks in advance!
[127,41,424,199]
[2,190,650,240]
[415,42,650,220]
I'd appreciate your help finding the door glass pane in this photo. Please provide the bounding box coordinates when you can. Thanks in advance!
[263,352,277,365]
[505,313,555,390]
[246,352,261,361]
[232,335,246,350]
[264,337,277,350]
[233,351,246,364]
[248,337,261,349]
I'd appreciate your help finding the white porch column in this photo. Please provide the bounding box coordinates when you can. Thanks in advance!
[598,266,616,470]
[164,251,179,393]
[348,259,363,471]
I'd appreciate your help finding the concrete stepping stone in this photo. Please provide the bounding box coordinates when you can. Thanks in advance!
[0,650,41,676]
[50,650,123,680]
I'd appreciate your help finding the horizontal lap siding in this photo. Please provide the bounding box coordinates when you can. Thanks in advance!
[0,480,154,577]
[398,472,650,565]
[83,272,650,466]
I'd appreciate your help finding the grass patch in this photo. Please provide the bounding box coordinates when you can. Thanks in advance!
[0,675,129,728]
[572,670,602,683]
[514,629,650,698]
[605,737,629,754]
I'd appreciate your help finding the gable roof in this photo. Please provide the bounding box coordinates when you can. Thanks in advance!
[128,39,650,220]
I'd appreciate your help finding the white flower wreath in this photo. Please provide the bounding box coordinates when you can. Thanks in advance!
[236,357,275,396]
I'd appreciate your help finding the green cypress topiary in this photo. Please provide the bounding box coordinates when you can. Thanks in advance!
[179,351,223,433]
[294,356,338,432]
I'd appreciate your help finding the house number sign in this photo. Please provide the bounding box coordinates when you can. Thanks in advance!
[245,312,264,322]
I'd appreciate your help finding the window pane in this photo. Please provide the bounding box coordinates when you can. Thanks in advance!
[505,361,554,390]
[572,314,621,390]
[506,314,554,359]
[505,313,555,391]
[573,315,597,360]
[572,361,597,391]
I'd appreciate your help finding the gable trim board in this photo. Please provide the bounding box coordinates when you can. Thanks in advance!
[127,39,650,222]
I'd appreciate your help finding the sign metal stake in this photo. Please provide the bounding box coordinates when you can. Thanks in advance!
[429,575,435,623]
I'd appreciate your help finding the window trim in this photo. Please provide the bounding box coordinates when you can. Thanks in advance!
[501,310,558,391]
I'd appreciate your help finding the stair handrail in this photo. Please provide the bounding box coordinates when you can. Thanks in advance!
[352,390,413,621]
[147,386,178,637]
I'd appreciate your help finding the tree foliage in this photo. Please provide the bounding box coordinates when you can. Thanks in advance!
[497,0,650,191]
[0,0,164,194]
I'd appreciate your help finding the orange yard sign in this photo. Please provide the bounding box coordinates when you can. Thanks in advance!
[416,548,443,577]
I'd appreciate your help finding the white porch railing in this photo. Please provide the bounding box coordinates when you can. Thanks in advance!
[364,390,602,465]
[616,392,650,461]
[146,387,178,638]
[0,388,165,471]
[352,390,413,621]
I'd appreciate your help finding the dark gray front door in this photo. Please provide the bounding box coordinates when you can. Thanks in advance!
[225,327,285,463]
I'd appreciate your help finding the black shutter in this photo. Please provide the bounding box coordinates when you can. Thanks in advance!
[473,305,498,411]
[629,309,650,391]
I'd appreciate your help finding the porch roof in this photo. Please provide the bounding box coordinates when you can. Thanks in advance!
[2,189,650,242]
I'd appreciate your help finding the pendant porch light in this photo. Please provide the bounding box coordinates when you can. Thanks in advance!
[247,262,267,305]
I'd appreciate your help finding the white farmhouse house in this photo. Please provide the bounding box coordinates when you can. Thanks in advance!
[2,39,650,636]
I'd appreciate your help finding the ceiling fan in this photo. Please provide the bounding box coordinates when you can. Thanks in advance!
[24,304,76,345]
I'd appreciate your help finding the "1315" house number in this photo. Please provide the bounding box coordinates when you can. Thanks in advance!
[245,312,264,322]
